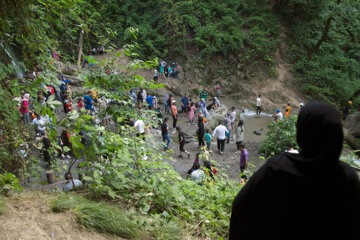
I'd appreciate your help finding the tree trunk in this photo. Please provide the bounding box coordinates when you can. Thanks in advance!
[307,0,341,62]
[77,29,84,69]
[307,16,333,62]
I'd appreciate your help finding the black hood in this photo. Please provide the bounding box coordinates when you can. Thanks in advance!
[295,101,343,167]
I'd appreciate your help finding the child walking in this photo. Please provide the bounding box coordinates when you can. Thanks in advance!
[204,129,212,150]
[239,144,248,181]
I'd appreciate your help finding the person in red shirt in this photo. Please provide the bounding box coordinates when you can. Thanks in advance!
[77,98,84,110]
[63,95,72,114]
[20,93,30,124]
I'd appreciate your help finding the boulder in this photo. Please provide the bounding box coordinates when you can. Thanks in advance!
[150,129,162,138]
[206,104,228,130]
[344,112,360,137]
[253,129,262,135]
[62,62,78,75]
[344,113,360,150]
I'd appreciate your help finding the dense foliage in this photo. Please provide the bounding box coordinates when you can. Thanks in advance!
[0,0,280,73]
[259,116,298,156]
[274,0,360,108]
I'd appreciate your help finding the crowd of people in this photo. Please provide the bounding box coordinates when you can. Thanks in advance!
[156,60,181,81]
[125,78,311,183]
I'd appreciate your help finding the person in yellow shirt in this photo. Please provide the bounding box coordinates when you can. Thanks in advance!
[285,103,291,116]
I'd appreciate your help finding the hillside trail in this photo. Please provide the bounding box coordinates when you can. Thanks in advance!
[0,193,122,240]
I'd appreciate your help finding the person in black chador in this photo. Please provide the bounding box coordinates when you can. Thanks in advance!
[229,101,360,240]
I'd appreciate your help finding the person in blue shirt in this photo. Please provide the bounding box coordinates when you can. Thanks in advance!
[181,94,189,115]
[60,75,71,92]
[84,91,93,110]
[146,95,154,109]
[130,90,136,106]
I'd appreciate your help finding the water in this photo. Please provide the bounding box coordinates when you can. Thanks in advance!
[240,108,272,119]
[0,42,24,79]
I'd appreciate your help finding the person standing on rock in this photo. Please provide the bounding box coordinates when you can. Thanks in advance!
[215,82,221,97]
[188,102,196,125]
[171,100,178,129]
[163,94,170,114]
[199,98,208,118]
[197,116,205,148]
[230,107,236,130]
[234,120,245,153]
[229,101,360,240]
[161,117,171,150]
[200,89,209,102]
[181,94,189,116]
[154,69,159,83]
[212,120,229,155]
[160,60,166,78]
[256,95,261,116]
[177,127,190,158]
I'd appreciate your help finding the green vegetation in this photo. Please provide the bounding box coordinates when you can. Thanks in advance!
[260,116,298,156]
[0,0,280,73]
[51,193,187,239]
[274,0,360,108]
[0,173,23,195]
[0,16,240,237]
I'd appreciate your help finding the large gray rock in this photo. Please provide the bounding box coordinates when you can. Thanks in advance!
[62,63,78,75]
[344,112,360,137]
[344,112,360,149]
[206,104,228,130]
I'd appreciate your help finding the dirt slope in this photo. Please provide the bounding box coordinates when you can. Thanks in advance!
[91,24,303,114]
[0,192,121,240]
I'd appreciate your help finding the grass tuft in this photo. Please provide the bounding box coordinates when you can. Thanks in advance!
[51,193,187,239]
[75,202,141,239]
[50,193,86,213]
[51,194,144,238]
[151,218,185,240]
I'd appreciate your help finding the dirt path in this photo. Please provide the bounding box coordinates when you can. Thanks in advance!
[0,192,121,240]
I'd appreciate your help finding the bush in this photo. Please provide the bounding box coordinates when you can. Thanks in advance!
[0,173,23,196]
[260,115,299,156]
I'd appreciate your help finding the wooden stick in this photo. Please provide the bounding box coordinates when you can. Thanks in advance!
[77,29,84,69]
